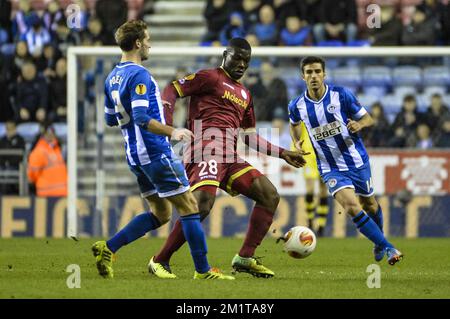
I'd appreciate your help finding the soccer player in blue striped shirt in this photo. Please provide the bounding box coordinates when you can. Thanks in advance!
[289,56,403,265]
[91,20,234,280]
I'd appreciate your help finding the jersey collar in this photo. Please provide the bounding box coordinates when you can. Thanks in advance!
[304,85,329,104]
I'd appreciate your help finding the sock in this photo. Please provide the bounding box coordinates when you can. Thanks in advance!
[239,205,274,258]
[179,213,210,273]
[352,211,392,249]
[107,212,161,253]
[305,193,315,228]
[368,205,383,232]
[316,197,329,228]
[154,213,209,264]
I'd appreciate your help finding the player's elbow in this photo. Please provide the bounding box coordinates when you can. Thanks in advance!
[105,114,118,127]
[132,108,151,127]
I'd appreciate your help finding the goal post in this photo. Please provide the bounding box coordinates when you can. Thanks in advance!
[66,46,450,238]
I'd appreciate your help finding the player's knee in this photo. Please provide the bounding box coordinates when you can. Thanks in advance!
[362,200,378,214]
[343,201,362,216]
[259,188,280,209]
[187,195,199,213]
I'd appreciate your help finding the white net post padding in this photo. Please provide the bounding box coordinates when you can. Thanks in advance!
[66,46,450,238]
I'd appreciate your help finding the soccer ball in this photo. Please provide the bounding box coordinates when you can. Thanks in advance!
[283,226,317,259]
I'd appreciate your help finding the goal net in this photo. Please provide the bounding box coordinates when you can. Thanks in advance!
[67,46,450,238]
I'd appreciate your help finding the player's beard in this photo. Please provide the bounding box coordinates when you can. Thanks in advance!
[140,48,149,61]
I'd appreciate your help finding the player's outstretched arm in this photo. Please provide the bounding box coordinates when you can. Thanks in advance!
[241,128,307,168]
[145,119,193,142]
[161,83,181,127]
[347,113,374,133]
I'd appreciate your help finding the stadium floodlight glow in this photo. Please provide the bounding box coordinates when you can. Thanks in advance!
[67,46,450,238]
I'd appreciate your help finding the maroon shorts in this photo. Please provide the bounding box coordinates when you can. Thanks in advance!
[185,158,263,196]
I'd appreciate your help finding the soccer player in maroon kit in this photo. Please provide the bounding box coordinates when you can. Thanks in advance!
[148,38,306,278]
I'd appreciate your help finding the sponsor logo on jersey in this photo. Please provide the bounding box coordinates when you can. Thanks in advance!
[328,178,337,188]
[109,75,123,87]
[221,90,248,109]
[135,83,147,95]
[311,120,342,141]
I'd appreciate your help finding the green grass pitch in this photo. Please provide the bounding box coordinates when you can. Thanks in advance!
[1,237,449,299]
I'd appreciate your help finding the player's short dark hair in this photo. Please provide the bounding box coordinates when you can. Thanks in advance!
[228,37,251,51]
[300,56,326,73]
[115,20,147,52]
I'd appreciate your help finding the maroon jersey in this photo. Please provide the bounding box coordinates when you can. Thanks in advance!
[172,67,256,132]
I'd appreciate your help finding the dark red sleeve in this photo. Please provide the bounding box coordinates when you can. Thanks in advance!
[243,133,286,158]
[241,98,256,129]
[162,84,178,126]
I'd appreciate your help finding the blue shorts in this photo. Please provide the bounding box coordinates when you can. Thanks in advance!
[321,161,374,197]
[129,154,190,198]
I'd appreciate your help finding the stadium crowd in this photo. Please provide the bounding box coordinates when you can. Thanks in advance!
[0,0,449,197]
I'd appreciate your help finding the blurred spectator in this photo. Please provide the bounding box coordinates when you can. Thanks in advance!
[248,61,288,121]
[35,43,60,75]
[270,107,291,149]
[0,0,12,44]
[368,5,402,46]
[27,123,67,197]
[249,4,278,46]
[434,115,450,147]
[313,0,357,44]
[82,17,108,45]
[48,58,67,123]
[298,0,321,26]
[202,0,234,42]
[9,40,31,82]
[21,13,51,57]
[387,126,407,147]
[127,0,145,20]
[12,0,33,39]
[142,0,156,16]
[280,15,311,46]
[361,102,391,147]
[95,0,128,45]
[409,123,433,149]
[243,33,263,67]
[0,121,26,194]
[389,95,424,147]
[437,0,450,45]
[219,12,246,45]
[241,0,263,30]
[402,5,436,46]
[423,93,449,138]
[15,61,48,123]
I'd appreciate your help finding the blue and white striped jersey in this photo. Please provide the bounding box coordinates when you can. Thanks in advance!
[288,85,369,174]
[104,61,171,166]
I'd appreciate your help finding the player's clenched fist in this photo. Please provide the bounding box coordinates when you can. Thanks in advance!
[171,128,194,142]
[347,119,362,133]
